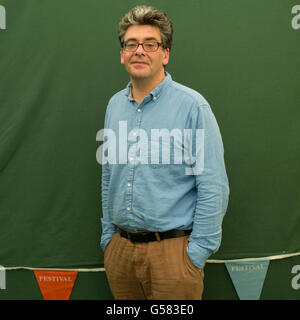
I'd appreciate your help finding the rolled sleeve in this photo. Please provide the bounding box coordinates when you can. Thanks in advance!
[187,104,229,268]
[100,106,117,253]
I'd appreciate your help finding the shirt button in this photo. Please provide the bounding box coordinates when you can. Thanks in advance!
[133,132,136,136]
[127,183,131,187]
[137,109,141,112]
[153,96,157,101]
[129,157,134,162]
[127,207,131,211]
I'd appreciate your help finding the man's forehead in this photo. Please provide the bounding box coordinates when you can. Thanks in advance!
[124,25,162,41]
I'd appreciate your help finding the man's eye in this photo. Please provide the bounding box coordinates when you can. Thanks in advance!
[145,43,155,48]
[127,43,137,48]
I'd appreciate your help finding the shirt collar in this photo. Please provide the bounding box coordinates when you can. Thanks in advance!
[125,71,172,101]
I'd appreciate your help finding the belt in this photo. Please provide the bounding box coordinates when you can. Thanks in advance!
[117,228,192,243]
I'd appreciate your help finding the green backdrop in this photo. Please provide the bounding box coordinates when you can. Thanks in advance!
[0,0,299,299]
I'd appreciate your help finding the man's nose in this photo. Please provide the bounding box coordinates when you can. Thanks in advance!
[135,44,145,55]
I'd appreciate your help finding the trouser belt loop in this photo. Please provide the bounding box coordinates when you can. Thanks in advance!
[155,232,161,241]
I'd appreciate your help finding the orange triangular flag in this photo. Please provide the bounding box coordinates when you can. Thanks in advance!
[34,270,78,300]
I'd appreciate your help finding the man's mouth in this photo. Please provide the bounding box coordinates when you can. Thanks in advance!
[131,61,148,65]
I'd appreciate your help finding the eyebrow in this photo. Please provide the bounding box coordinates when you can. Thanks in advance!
[124,37,159,42]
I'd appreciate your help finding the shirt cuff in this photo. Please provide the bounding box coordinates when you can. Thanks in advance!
[100,232,116,252]
[100,218,117,252]
[187,241,212,269]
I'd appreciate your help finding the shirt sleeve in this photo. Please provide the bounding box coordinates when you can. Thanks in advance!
[186,103,230,269]
[100,105,117,252]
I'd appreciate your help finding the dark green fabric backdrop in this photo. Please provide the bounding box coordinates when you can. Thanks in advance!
[0,0,299,275]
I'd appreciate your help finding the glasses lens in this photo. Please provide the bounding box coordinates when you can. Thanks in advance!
[143,42,158,52]
[125,42,138,51]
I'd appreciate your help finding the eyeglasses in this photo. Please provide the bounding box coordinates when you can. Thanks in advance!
[123,41,163,52]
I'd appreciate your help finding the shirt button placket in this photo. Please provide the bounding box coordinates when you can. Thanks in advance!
[126,103,143,218]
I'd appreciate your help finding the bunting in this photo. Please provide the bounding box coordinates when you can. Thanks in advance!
[225,260,270,300]
[34,270,78,300]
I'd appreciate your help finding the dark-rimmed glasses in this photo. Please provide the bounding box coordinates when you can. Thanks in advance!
[123,41,163,52]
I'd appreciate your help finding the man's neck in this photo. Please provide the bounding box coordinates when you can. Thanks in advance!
[131,71,165,104]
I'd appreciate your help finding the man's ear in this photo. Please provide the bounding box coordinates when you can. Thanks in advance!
[120,48,125,65]
[162,47,170,66]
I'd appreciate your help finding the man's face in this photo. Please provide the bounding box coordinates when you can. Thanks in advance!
[120,25,169,81]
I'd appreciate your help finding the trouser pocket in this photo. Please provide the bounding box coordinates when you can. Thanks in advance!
[183,236,204,278]
[104,233,118,268]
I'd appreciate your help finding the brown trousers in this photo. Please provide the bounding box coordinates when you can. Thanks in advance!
[104,232,204,300]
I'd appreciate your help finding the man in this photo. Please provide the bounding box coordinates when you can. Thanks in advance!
[100,5,229,300]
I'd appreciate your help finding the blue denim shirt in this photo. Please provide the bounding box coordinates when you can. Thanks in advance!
[100,72,229,269]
